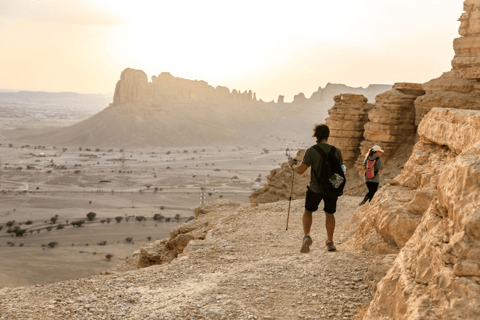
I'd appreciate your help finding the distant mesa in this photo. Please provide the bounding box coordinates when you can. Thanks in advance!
[10,68,391,148]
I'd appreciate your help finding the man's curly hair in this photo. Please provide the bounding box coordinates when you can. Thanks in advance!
[312,124,330,143]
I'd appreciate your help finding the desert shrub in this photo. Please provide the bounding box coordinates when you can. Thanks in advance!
[106,254,113,261]
[174,214,181,221]
[0,226,3,231]
[98,241,106,245]
[187,216,195,222]
[135,216,145,222]
[74,170,81,174]
[25,220,33,225]
[56,224,64,230]
[7,242,14,247]
[147,237,151,241]
[86,212,96,221]
[47,242,58,248]
[125,217,130,222]
[46,226,53,231]
[71,220,85,227]
[153,214,164,221]
[165,217,171,222]
[125,237,133,243]
[160,206,165,210]
[14,229,26,237]
[6,220,15,227]
[19,243,24,247]
[106,218,111,223]
[50,216,58,224]
[100,220,106,223]
[115,216,123,223]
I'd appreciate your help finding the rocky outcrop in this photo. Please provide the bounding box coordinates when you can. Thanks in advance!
[138,200,242,267]
[414,1,480,125]
[343,108,480,320]
[325,94,373,163]
[355,83,425,171]
[249,150,310,203]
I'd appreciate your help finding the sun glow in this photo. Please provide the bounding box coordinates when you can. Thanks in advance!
[0,0,462,101]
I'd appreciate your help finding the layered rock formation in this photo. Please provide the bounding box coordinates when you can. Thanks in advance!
[414,0,480,125]
[342,108,480,320]
[249,150,310,203]
[355,83,425,171]
[325,94,373,164]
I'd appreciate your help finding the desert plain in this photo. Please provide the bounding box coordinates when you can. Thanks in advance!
[0,98,311,288]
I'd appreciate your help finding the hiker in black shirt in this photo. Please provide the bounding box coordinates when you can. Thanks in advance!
[290,124,343,252]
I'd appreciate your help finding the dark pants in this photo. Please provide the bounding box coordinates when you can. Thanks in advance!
[363,182,379,202]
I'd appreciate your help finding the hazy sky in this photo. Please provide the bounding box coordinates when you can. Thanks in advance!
[0,0,462,102]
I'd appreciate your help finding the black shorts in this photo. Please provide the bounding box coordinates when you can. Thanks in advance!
[305,186,338,214]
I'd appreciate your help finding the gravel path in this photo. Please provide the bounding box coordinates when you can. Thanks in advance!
[0,196,375,320]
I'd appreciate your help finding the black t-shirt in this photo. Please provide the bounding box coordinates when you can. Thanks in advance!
[301,143,343,193]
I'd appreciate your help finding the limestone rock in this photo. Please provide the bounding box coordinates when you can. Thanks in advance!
[357,108,480,320]
[355,83,425,172]
[249,150,310,203]
[415,1,480,126]
[326,94,373,163]
[277,95,284,103]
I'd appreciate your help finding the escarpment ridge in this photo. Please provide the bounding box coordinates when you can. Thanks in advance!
[8,69,391,148]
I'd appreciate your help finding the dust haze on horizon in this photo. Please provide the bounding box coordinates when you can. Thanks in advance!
[0,0,461,102]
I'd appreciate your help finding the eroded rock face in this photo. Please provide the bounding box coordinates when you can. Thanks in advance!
[249,150,310,203]
[356,108,480,320]
[325,94,373,163]
[112,70,255,108]
[355,83,425,172]
[415,1,480,125]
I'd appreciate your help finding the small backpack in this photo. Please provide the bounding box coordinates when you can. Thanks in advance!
[366,158,377,179]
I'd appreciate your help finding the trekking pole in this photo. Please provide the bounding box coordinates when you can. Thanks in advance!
[285,144,296,231]
[286,168,295,230]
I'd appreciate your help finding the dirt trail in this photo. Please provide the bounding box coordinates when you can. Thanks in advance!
[0,196,374,320]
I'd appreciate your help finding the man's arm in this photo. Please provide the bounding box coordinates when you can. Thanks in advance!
[291,162,309,175]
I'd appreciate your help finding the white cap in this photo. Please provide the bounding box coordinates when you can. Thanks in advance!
[372,145,384,152]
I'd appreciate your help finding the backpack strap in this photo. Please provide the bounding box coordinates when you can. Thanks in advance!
[310,145,338,179]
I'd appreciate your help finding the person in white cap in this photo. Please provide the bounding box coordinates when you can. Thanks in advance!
[359,145,384,206]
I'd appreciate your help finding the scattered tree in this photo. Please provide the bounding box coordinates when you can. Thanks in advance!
[115,216,123,223]
[6,220,15,227]
[50,216,58,224]
[46,226,53,231]
[106,218,111,223]
[153,213,164,221]
[25,220,33,225]
[147,237,152,241]
[48,242,58,248]
[86,212,96,221]
[56,224,64,230]
[135,216,145,222]
[125,237,133,243]
[71,220,85,227]
[14,229,27,237]
[98,241,107,246]
[174,214,181,222]
[106,254,113,261]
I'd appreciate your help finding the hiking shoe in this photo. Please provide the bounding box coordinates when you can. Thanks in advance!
[300,236,313,253]
[326,240,337,252]
[358,200,366,206]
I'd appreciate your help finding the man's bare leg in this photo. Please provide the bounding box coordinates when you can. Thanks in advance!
[300,209,313,253]
[325,212,337,251]
[325,212,335,242]
[303,209,313,235]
